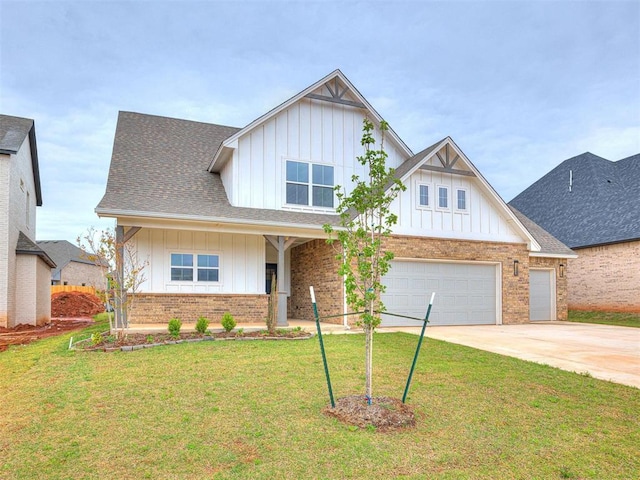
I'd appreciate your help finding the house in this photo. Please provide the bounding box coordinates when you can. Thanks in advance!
[37,240,105,288]
[510,152,640,313]
[96,70,574,327]
[0,115,55,327]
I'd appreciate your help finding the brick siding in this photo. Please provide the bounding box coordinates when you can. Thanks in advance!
[288,235,569,326]
[128,293,269,324]
[568,240,640,312]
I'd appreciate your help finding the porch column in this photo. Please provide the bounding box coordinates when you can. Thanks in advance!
[265,235,297,326]
[115,225,126,329]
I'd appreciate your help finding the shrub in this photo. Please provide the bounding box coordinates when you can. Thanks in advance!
[91,332,103,346]
[195,316,210,334]
[168,318,182,338]
[221,312,236,332]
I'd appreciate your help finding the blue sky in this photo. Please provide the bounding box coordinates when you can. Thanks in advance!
[2,0,638,242]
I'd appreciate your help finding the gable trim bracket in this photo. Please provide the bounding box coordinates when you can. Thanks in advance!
[419,164,476,177]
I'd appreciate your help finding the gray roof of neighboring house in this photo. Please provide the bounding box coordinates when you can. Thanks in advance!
[509,207,575,257]
[509,152,640,248]
[0,114,43,206]
[37,240,99,279]
[16,232,56,268]
[96,111,341,228]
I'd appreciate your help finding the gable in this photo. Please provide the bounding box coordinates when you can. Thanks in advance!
[392,138,540,249]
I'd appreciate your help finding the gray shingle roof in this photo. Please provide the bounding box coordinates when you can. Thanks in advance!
[509,152,640,248]
[509,207,575,257]
[37,240,98,279]
[16,232,56,268]
[96,111,341,229]
[0,114,43,206]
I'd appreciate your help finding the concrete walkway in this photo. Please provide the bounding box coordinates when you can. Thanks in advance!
[386,322,640,389]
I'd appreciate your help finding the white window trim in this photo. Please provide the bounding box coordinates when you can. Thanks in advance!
[169,252,221,284]
[436,185,450,211]
[415,181,431,210]
[282,158,336,212]
[454,187,469,214]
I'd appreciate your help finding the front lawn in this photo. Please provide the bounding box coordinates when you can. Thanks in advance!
[568,310,640,328]
[0,322,638,479]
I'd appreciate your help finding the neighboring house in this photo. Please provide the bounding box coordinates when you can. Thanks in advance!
[0,115,55,327]
[510,152,640,313]
[96,70,574,327]
[37,240,105,288]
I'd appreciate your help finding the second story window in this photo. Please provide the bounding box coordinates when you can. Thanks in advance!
[286,160,334,208]
[437,186,449,209]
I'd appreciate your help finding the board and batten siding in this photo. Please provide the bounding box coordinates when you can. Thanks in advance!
[392,160,524,243]
[221,92,407,211]
[134,228,269,295]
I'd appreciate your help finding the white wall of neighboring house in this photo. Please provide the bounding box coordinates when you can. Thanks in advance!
[221,92,408,212]
[134,228,281,295]
[1,135,39,327]
[0,152,10,326]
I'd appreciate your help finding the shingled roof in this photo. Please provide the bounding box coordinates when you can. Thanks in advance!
[509,152,640,248]
[96,111,341,229]
[0,114,43,205]
[16,232,56,268]
[37,240,100,280]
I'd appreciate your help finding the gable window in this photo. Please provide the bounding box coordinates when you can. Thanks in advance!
[456,188,468,211]
[171,253,220,282]
[437,186,449,209]
[286,160,334,208]
[416,183,430,208]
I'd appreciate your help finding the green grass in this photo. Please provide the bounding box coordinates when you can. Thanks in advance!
[568,310,640,328]
[1,324,638,479]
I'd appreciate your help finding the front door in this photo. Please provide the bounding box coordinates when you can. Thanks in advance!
[265,263,277,293]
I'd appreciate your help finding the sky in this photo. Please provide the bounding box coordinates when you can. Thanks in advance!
[1,0,639,243]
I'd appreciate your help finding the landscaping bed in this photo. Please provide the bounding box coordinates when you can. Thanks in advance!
[77,328,313,351]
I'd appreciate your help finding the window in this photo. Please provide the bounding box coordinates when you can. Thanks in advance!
[437,186,449,209]
[171,253,219,282]
[416,183,430,208]
[286,160,334,208]
[456,189,468,211]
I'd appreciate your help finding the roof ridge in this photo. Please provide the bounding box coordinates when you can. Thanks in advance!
[118,110,240,131]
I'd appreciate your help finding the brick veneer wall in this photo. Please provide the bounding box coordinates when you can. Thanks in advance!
[128,293,269,324]
[568,240,640,312]
[289,235,545,326]
[530,256,568,321]
[289,239,344,324]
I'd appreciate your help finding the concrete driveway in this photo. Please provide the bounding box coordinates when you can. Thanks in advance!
[385,322,640,389]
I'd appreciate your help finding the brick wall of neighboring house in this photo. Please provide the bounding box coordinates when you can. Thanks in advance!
[530,256,569,321]
[128,293,269,324]
[60,262,105,289]
[35,256,52,325]
[289,235,542,326]
[568,240,640,312]
[289,239,344,324]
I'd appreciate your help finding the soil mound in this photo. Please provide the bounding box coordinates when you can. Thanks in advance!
[51,291,104,318]
[324,395,416,432]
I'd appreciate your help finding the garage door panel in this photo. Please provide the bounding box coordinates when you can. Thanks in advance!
[530,270,554,321]
[381,260,497,326]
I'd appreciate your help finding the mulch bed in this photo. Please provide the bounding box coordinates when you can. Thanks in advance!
[81,329,313,351]
[324,395,417,432]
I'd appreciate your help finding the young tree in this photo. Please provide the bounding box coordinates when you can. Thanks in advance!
[324,118,405,400]
[77,226,147,337]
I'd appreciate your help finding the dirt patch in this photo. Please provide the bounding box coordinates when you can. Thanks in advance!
[0,318,95,352]
[324,395,416,432]
[51,291,105,318]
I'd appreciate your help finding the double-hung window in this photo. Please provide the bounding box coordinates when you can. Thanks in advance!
[286,160,334,208]
[437,186,449,210]
[456,188,468,212]
[171,253,219,282]
[416,183,430,208]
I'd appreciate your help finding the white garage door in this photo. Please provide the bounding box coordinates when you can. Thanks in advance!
[530,269,555,321]
[380,260,498,327]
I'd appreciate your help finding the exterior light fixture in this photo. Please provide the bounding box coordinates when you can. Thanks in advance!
[513,260,519,276]
[559,263,565,278]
